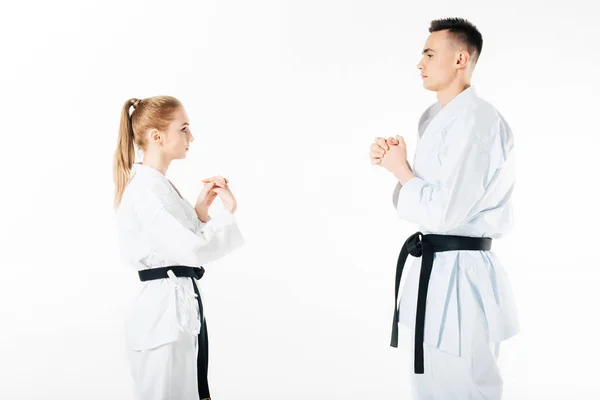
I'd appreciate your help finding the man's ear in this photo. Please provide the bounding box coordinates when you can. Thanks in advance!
[456,50,470,69]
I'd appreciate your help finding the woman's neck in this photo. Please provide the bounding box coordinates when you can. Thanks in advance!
[141,153,170,176]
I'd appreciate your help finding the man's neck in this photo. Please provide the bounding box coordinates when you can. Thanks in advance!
[436,81,471,108]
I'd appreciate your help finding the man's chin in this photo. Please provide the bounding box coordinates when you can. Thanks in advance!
[422,81,437,91]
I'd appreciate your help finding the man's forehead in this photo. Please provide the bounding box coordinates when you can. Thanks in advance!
[424,30,449,49]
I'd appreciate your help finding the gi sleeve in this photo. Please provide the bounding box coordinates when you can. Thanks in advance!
[392,181,403,208]
[146,205,245,266]
[394,120,507,233]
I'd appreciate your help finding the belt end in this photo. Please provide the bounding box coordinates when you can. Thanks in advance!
[390,332,399,348]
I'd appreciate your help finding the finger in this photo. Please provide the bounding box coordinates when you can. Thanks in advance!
[202,180,225,186]
[370,144,386,156]
[371,158,381,165]
[202,176,227,184]
[375,137,389,151]
[201,182,215,194]
[387,136,399,145]
[203,177,227,187]
[370,150,385,159]
[369,146,383,157]
[213,175,228,185]
[375,137,388,150]
[204,182,221,191]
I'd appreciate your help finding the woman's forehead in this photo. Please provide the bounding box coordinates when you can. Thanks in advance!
[171,108,190,125]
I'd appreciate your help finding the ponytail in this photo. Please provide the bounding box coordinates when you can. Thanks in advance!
[113,98,139,209]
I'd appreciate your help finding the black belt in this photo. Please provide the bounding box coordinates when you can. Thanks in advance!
[138,265,205,282]
[138,265,211,399]
[390,232,492,374]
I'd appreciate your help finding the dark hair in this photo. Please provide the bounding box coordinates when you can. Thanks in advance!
[429,18,483,62]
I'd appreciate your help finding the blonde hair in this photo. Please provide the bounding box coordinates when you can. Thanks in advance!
[113,95,183,209]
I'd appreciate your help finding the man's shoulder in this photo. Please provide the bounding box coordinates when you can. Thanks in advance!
[469,97,510,129]
[465,98,514,149]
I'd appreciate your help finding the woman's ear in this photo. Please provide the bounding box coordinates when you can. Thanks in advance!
[149,129,162,145]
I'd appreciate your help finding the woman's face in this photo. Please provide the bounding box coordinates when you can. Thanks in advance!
[161,107,194,160]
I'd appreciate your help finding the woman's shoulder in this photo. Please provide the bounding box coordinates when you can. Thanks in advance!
[126,174,179,218]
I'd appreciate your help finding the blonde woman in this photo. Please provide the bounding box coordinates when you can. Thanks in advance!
[113,96,244,400]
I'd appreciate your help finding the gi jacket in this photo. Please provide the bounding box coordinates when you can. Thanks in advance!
[116,163,244,350]
[393,87,519,356]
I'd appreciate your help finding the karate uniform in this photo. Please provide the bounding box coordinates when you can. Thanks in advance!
[391,87,519,399]
[116,163,244,400]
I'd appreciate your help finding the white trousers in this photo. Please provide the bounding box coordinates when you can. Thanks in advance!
[409,337,502,399]
[407,289,504,399]
[128,331,200,400]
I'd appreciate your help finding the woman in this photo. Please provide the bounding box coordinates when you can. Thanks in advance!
[113,96,244,400]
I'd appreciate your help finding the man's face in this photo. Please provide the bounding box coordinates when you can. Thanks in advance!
[417,30,461,92]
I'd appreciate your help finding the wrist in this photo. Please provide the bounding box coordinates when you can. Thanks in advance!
[195,206,210,222]
[393,162,414,184]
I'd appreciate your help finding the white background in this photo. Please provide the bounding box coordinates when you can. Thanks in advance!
[1,0,599,398]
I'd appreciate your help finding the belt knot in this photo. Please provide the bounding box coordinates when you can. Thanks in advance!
[406,231,424,257]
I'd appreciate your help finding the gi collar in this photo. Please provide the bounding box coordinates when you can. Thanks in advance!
[422,86,478,138]
[440,86,477,114]
[132,162,167,181]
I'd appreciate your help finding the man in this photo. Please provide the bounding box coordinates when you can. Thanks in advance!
[370,18,519,399]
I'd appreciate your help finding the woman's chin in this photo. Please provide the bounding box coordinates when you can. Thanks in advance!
[174,152,187,160]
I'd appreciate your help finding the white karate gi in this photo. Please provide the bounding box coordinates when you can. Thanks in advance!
[392,87,519,399]
[116,163,244,400]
